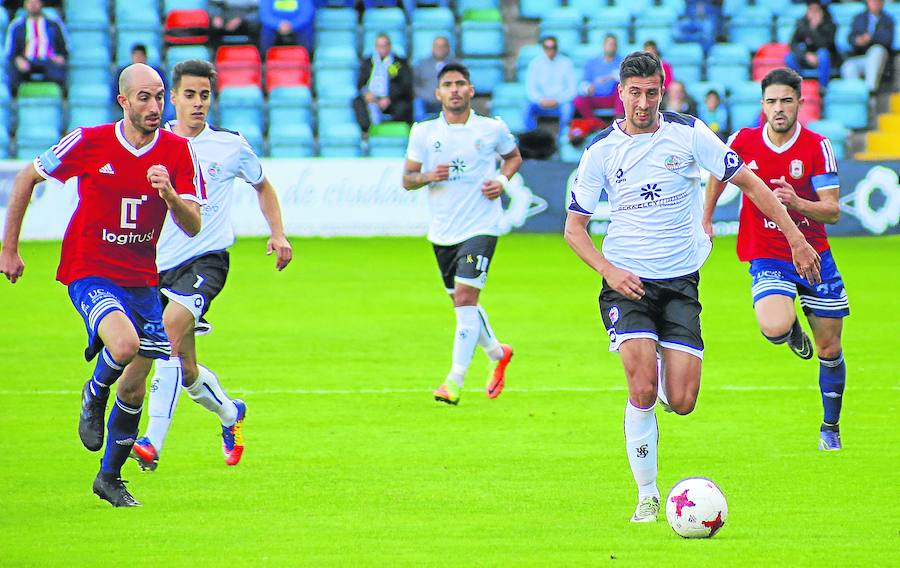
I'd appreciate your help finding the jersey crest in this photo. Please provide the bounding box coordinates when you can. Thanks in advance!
[790,159,804,179]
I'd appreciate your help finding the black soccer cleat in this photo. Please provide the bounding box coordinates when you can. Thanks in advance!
[92,473,141,507]
[79,380,108,452]
[787,327,814,360]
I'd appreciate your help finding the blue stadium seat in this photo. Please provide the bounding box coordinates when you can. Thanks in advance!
[685,80,726,107]
[519,0,561,20]
[460,15,504,57]
[68,105,114,130]
[829,2,864,27]
[412,29,457,64]
[368,136,409,157]
[219,85,264,109]
[539,8,583,50]
[313,46,359,98]
[115,0,161,26]
[64,0,108,31]
[69,83,112,106]
[116,30,162,66]
[463,58,504,93]
[362,8,408,55]
[318,123,363,157]
[616,0,653,16]
[807,119,848,160]
[823,79,868,130]
[706,43,750,83]
[666,42,704,85]
[567,44,601,73]
[269,106,313,130]
[570,0,605,19]
[721,0,748,16]
[315,99,357,131]
[586,7,630,47]
[835,23,852,55]
[414,6,455,27]
[68,64,112,91]
[314,68,359,101]
[631,7,677,51]
[0,127,9,159]
[775,5,807,45]
[218,86,265,143]
[268,123,315,158]
[490,82,529,133]
[165,45,212,67]
[69,47,111,66]
[163,0,208,11]
[269,85,313,108]
[515,44,542,80]
[315,8,358,52]
[728,6,774,52]
[727,80,763,130]
[69,29,111,53]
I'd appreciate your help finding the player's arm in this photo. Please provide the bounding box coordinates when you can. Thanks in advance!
[769,177,840,224]
[482,147,524,200]
[0,164,45,283]
[703,176,728,238]
[402,159,448,190]
[148,165,202,236]
[564,212,644,301]
[252,176,293,271]
[729,167,822,283]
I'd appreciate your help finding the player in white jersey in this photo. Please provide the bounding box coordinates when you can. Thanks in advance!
[130,60,293,471]
[403,62,522,405]
[564,52,821,523]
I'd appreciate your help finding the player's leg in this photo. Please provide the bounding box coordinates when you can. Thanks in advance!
[659,348,702,416]
[432,282,482,405]
[808,315,845,450]
[750,259,812,359]
[656,271,705,416]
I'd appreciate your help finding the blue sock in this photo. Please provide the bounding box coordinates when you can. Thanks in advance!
[89,348,125,399]
[819,352,846,426]
[100,397,142,478]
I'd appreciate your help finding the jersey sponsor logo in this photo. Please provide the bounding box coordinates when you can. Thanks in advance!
[790,159,804,179]
[609,306,619,324]
[99,163,115,175]
[102,227,155,245]
[763,216,809,231]
[120,196,148,229]
[449,158,466,180]
[640,183,662,201]
[616,190,688,212]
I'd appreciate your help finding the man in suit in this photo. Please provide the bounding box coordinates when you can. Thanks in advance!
[840,0,895,92]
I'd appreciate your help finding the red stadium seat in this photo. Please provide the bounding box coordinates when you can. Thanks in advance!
[266,46,310,66]
[264,46,311,91]
[266,66,311,90]
[215,46,262,90]
[751,43,791,81]
[217,67,262,89]
[164,10,210,45]
[216,45,262,66]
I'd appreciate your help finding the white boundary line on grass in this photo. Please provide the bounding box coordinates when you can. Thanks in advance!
[0,385,897,396]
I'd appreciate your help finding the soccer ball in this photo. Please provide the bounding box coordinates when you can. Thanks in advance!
[665,477,728,538]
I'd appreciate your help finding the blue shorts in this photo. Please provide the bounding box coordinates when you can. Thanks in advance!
[68,277,171,362]
[749,250,850,318]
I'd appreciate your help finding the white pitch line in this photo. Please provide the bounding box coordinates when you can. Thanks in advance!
[0,385,896,396]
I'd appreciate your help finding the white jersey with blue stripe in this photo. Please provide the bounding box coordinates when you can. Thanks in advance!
[568,112,744,279]
[156,122,265,272]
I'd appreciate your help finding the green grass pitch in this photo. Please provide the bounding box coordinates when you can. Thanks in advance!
[0,234,897,566]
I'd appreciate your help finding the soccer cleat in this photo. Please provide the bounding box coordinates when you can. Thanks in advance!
[78,380,107,452]
[818,423,842,451]
[222,399,246,466]
[787,328,814,360]
[433,381,461,406]
[486,344,513,399]
[92,473,141,507]
[631,496,660,523]
[129,436,159,472]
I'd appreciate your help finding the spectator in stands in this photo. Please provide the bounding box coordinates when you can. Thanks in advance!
[524,36,576,132]
[573,34,624,125]
[785,0,837,88]
[840,0,895,93]
[698,89,728,140]
[209,0,260,46]
[661,80,697,116]
[5,0,68,95]
[353,33,413,136]
[259,0,315,56]
[413,36,454,122]
[114,44,173,121]
[642,40,673,90]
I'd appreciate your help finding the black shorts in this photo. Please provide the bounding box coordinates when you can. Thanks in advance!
[432,235,498,292]
[599,271,704,359]
[158,251,229,331]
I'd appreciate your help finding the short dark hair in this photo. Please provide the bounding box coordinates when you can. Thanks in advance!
[437,62,470,82]
[541,35,558,47]
[619,51,665,86]
[131,43,147,55]
[171,59,217,91]
[761,67,802,97]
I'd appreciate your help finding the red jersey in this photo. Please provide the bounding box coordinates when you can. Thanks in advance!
[34,122,205,287]
[729,123,839,262]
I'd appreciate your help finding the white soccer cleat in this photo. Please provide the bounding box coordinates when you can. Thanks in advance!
[631,496,660,523]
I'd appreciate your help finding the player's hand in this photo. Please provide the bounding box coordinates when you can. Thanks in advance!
[603,265,644,301]
[364,91,377,103]
[481,179,503,200]
[771,176,799,209]
[702,217,714,240]
[378,97,391,110]
[429,164,450,183]
[147,165,175,200]
[790,240,822,285]
[267,235,293,271]
[0,250,25,284]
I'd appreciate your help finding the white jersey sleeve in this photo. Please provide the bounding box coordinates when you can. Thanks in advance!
[493,117,517,156]
[567,147,607,216]
[406,122,428,163]
[236,135,264,185]
[693,119,744,182]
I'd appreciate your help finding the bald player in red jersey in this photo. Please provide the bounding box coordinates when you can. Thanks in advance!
[0,64,205,506]
[704,68,848,452]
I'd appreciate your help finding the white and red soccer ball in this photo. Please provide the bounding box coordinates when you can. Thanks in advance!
[665,478,728,538]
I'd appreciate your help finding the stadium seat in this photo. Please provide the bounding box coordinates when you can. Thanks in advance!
[411,8,456,62]
[774,4,807,44]
[567,44,600,73]
[519,0,561,20]
[490,82,529,133]
[362,8,408,56]
[116,30,163,66]
[666,42,704,85]
[807,119,848,159]
[539,8,583,50]
[516,44,542,80]
[586,8,630,47]
[318,123,363,157]
[69,83,112,106]
[315,8,358,52]
[215,45,262,89]
[115,0,162,31]
[163,0,208,10]
[0,128,9,159]
[316,99,357,131]
[685,80,727,107]
[728,6,774,52]
[631,7,677,52]
[829,2,864,27]
[368,121,411,158]
[728,80,763,130]
[460,9,504,57]
[751,43,790,81]
[569,0,604,19]
[64,0,108,31]
[823,79,869,130]
[269,85,313,127]
[68,104,114,130]
[834,23,853,55]
[706,43,751,83]
[463,58,504,93]
[69,29,111,53]
[313,46,359,99]
[265,46,311,90]
[166,45,212,66]
[268,123,315,158]
[164,10,210,45]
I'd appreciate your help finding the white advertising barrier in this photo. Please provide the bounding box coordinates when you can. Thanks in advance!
[0,158,547,240]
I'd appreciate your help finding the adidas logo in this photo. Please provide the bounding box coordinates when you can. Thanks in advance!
[747,160,759,170]
[99,163,115,175]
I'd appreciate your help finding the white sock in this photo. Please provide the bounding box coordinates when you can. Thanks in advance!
[145,357,182,452]
[184,364,239,426]
[448,305,481,387]
[656,353,670,407]
[624,401,660,500]
[476,305,504,361]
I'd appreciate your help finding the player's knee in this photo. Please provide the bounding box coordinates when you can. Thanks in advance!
[669,395,697,416]
[453,287,479,307]
[629,379,658,408]
[816,338,842,360]
[760,321,792,343]
[106,335,140,364]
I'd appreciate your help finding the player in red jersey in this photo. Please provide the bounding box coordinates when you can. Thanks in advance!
[703,68,848,451]
[0,64,205,505]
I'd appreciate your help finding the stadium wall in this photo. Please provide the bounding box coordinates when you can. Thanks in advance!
[0,159,898,241]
